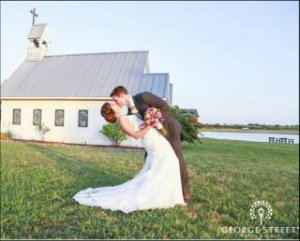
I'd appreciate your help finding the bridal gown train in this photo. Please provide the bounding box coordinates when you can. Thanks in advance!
[73,115,186,213]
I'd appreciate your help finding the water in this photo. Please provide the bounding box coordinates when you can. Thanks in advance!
[200,131,299,144]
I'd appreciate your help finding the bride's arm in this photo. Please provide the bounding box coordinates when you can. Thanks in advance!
[118,117,151,140]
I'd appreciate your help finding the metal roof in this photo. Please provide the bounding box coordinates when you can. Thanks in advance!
[28,24,47,39]
[1,51,169,99]
[139,73,169,99]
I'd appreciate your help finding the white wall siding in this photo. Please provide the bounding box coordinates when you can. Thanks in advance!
[1,100,142,147]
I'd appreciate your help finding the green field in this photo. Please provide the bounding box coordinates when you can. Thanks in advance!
[1,139,299,239]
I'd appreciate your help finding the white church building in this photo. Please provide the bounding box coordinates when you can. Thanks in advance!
[1,23,173,146]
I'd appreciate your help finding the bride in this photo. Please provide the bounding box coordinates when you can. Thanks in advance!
[73,102,186,213]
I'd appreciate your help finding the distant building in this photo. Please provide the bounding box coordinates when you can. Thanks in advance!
[181,109,200,123]
[1,23,172,146]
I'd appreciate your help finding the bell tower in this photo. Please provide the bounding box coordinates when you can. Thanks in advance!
[26,8,50,61]
[26,23,50,62]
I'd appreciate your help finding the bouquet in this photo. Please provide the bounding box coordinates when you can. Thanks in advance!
[144,107,167,136]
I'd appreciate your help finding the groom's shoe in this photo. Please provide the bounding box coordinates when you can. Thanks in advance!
[183,193,191,202]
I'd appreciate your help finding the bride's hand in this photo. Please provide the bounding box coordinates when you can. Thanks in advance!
[153,119,163,129]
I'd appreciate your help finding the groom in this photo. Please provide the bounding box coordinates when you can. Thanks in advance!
[110,86,191,202]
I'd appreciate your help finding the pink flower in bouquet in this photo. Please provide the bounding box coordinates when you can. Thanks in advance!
[144,107,165,127]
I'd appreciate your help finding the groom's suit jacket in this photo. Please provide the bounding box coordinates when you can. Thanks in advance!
[130,92,182,141]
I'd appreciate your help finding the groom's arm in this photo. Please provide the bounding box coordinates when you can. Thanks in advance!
[140,92,169,113]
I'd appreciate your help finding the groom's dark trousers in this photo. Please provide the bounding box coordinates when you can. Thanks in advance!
[130,92,190,196]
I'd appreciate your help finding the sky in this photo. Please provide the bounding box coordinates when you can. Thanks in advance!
[1,1,299,125]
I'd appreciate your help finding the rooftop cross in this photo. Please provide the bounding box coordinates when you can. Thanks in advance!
[30,8,38,26]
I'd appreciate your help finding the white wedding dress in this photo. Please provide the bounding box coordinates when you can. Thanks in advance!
[73,115,186,213]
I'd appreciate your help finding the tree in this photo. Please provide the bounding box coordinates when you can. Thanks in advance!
[100,122,127,146]
[170,106,201,144]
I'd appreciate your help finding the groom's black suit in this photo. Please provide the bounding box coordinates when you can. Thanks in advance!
[129,91,190,196]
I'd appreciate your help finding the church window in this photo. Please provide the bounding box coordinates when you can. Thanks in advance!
[33,109,42,125]
[55,109,64,126]
[12,109,21,125]
[78,110,88,127]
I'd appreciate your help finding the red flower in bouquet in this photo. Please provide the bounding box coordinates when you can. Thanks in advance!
[144,107,165,127]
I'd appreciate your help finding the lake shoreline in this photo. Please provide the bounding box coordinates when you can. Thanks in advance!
[199,128,299,135]
[200,131,299,144]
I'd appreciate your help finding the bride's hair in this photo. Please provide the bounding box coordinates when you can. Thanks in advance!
[101,102,117,123]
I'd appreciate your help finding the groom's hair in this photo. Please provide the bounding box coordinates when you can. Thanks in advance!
[101,102,116,123]
[110,86,128,97]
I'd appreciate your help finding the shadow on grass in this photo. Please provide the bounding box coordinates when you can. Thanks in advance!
[27,143,132,195]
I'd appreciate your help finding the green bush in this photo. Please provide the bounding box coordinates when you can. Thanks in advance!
[0,130,14,140]
[170,105,201,144]
[100,122,127,146]
[38,123,51,141]
[38,123,50,135]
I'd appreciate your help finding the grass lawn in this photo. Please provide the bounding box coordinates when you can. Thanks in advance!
[1,139,299,239]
